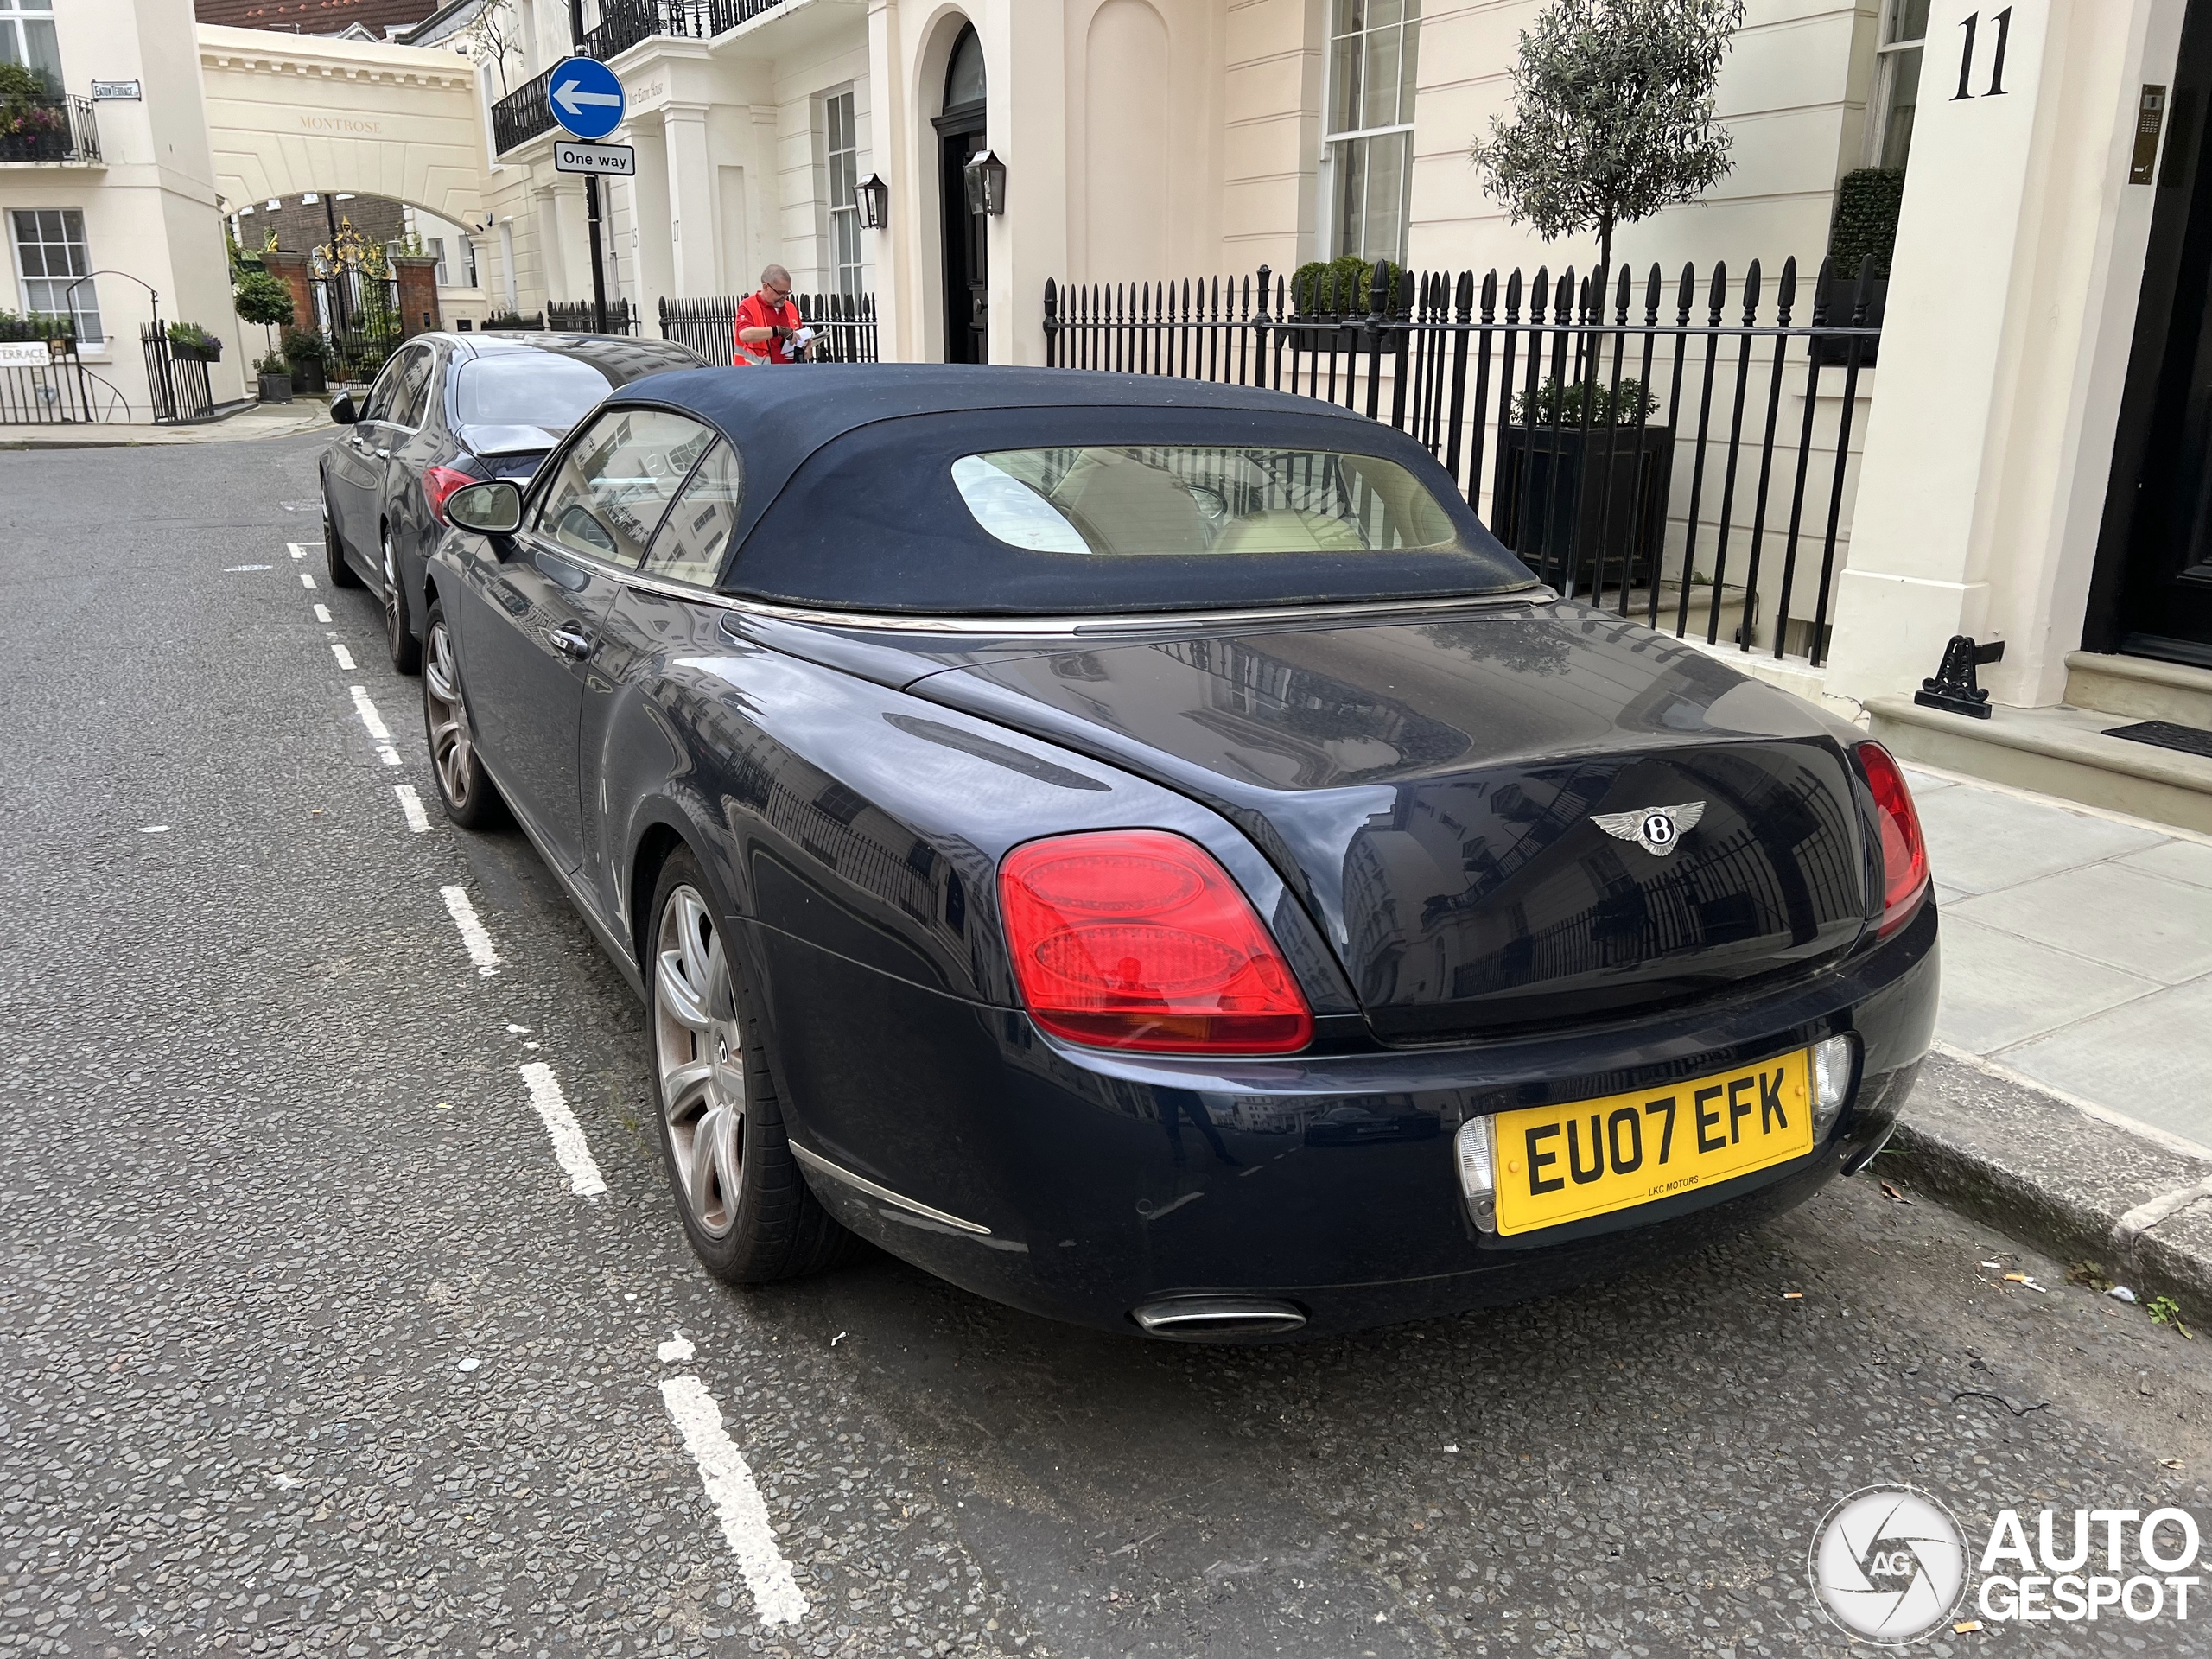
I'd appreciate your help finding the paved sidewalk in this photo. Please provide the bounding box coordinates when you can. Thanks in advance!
[1906,761,2212,1152]
[0,402,333,448]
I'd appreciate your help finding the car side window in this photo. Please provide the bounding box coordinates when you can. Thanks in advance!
[639,441,741,587]
[529,408,716,567]
[360,350,413,423]
[393,348,437,430]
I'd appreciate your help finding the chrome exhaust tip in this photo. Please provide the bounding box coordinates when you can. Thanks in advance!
[1129,1295,1307,1341]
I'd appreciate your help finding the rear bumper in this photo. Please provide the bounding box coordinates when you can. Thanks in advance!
[760,901,1938,1340]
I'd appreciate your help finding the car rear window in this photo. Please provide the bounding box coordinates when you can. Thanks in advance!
[455,357,615,427]
[951,447,1456,557]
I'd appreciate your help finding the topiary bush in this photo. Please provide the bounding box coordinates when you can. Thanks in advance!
[1827,168,1904,278]
[1288,255,1408,316]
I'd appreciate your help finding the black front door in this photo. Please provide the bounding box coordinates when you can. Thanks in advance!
[2092,0,2212,665]
[938,112,988,364]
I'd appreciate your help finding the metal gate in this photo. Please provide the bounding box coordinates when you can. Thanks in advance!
[309,218,404,386]
[140,325,215,423]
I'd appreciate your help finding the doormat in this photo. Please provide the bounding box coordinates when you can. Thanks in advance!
[2104,720,2212,760]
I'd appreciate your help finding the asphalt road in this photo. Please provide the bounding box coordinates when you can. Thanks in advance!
[5,432,2212,1659]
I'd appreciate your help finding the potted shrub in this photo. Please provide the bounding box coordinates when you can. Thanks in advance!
[0,62,65,162]
[167,321,222,363]
[283,330,328,395]
[233,266,295,370]
[1494,374,1673,592]
[1817,168,1900,365]
[254,350,293,404]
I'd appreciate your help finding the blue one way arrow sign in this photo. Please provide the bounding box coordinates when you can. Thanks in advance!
[548,56,625,142]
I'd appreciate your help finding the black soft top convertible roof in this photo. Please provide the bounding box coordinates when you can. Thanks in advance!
[609,364,1536,616]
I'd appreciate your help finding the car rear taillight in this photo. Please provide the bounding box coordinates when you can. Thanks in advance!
[423,464,480,524]
[1855,741,1929,937]
[997,830,1313,1054]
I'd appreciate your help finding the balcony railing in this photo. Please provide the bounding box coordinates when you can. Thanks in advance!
[490,0,793,152]
[491,65,557,155]
[0,95,101,165]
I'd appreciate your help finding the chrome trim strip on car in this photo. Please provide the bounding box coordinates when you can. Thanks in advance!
[509,537,1552,636]
[788,1142,995,1236]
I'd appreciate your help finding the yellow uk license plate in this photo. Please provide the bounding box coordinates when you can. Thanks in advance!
[1491,1050,1814,1236]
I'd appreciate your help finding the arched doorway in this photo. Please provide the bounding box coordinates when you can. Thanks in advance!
[933,23,988,364]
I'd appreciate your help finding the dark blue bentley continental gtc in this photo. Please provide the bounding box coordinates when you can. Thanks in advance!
[423,365,1937,1341]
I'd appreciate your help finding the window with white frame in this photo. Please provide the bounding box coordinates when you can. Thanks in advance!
[823,87,862,299]
[10,208,101,342]
[0,0,61,91]
[1868,0,1928,170]
[1324,0,1420,265]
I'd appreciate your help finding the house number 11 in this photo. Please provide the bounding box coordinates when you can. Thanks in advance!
[1953,7,2013,100]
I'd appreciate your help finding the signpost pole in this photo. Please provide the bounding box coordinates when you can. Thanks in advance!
[586,173,609,335]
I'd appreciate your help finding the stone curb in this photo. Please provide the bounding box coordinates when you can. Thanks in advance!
[1885,1050,2212,1321]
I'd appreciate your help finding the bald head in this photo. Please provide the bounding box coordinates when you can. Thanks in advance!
[760,264,791,291]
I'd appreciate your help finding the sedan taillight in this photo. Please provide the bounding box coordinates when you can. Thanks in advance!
[424,464,480,525]
[997,830,1313,1054]
[1855,741,1929,937]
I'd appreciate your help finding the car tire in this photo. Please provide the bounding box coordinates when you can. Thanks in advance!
[647,847,853,1285]
[323,500,362,588]
[382,528,422,675]
[421,601,506,830]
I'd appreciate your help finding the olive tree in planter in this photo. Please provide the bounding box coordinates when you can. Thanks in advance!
[1470,0,1741,588]
[233,267,296,398]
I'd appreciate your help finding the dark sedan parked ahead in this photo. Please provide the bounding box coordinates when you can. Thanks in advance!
[421,366,1938,1342]
[320,331,702,672]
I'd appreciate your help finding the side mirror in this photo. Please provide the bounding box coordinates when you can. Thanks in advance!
[446,480,524,534]
[329,393,358,425]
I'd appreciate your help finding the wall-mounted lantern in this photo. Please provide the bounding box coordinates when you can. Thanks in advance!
[963,149,1007,217]
[855,171,890,231]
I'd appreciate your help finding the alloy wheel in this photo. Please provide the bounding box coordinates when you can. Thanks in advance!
[382,534,404,654]
[653,885,746,1239]
[423,620,474,810]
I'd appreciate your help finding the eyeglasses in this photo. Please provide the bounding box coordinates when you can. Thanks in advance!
[765,283,791,299]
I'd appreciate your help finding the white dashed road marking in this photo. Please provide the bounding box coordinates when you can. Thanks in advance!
[393,784,430,833]
[223,563,271,572]
[348,684,402,766]
[440,885,501,977]
[313,603,332,623]
[300,571,315,589]
[658,1373,810,1627]
[518,1062,606,1198]
[289,542,311,560]
[332,643,356,671]
[658,1329,696,1363]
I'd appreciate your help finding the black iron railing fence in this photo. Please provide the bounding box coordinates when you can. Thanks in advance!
[658,292,879,365]
[1043,257,1882,667]
[0,94,100,164]
[547,298,636,334]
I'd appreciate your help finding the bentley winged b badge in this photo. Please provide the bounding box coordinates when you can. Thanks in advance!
[1592,801,1706,858]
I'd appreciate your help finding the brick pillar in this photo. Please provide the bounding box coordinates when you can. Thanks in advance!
[261,250,315,344]
[393,255,442,338]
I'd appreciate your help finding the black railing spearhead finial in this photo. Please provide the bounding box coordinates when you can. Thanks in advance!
[1254,264,1272,327]
[1915,635,2005,718]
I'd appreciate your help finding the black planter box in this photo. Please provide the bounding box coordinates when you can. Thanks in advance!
[257,371,293,404]
[1492,423,1674,594]
[168,338,221,363]
[1815,273,1885,366]
[287,358,327,394]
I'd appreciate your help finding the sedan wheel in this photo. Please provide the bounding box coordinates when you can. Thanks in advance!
[421,603,504,830]
[645,848,852,1283]
[382,531,422,675]
[323,498,362,588]
[654,884,747,1240]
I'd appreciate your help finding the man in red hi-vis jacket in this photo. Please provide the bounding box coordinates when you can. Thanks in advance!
[734,264,811,365]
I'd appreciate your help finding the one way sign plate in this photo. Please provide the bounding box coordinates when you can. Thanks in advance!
[547,55,624,142]
[555,141,635,177]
